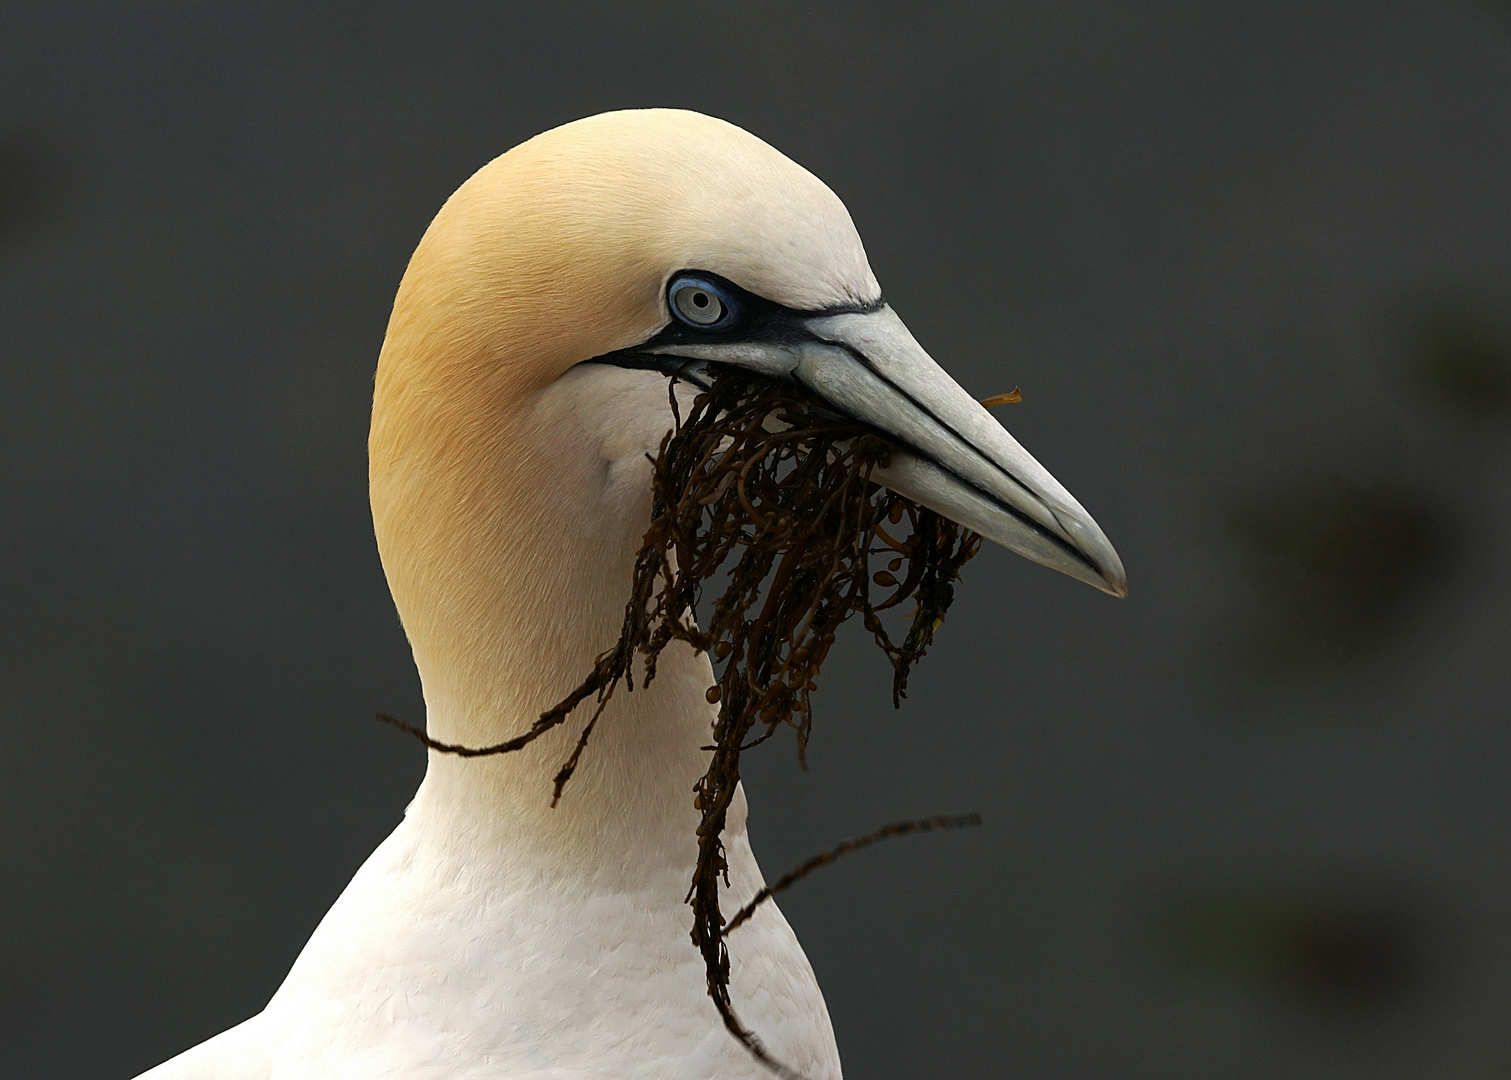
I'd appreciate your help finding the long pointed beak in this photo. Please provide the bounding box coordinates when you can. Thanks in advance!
[639,305,1127,597]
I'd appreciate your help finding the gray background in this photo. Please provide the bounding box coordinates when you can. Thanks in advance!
[3,2,1510,1077]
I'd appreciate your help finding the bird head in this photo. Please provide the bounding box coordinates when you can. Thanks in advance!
[371,108,1124,615]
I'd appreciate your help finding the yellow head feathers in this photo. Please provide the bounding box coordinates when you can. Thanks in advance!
[377,110,877,411]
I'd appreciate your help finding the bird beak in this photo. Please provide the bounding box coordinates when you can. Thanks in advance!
[637,304,1127,597]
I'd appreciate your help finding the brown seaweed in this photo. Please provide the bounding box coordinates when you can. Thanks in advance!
[383,366,981,1077]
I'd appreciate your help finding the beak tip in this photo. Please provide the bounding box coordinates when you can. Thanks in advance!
[1062,518,1127,599]
[1081,559,1127,598]
[1096,550,1129,598]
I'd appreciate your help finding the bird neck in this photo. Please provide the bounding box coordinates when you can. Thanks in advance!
[370,362,713,883]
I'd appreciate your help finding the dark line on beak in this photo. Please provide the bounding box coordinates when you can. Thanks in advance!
[806,338,1106,580]
[584,343,1108,584]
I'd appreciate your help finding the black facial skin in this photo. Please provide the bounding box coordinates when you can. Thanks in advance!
[590,269,884,377]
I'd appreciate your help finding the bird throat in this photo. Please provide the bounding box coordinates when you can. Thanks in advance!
[384,367,980,1078]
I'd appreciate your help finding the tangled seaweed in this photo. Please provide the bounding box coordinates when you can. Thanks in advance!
[384,366,981,1078]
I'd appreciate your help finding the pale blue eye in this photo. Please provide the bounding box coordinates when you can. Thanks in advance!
[669,275,736,329]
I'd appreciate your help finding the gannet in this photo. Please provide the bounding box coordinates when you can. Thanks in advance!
[133,109,1124,1080]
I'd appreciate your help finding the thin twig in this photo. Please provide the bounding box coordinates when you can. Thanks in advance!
[725,814,983,933]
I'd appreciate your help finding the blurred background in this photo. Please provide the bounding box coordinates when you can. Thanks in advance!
[3,1,1510,1077]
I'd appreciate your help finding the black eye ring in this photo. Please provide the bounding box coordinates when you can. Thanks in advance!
[668,275,737,330]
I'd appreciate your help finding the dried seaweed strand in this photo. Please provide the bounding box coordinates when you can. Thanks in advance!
[384,367,982,1076]
[725,813,982,935]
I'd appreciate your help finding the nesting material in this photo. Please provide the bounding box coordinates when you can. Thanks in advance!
[385,367,981,1077]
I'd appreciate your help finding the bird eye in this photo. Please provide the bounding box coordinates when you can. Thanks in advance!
[669,276,735,329]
